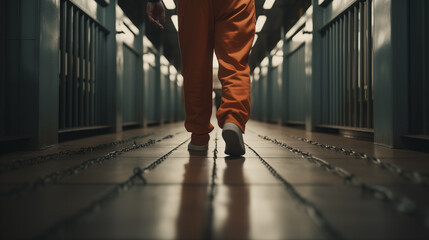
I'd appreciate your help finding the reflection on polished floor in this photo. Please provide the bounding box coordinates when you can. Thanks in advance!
[1,121,429,239]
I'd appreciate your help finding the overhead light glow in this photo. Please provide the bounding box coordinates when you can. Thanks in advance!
[263,0,275,9]
[171,15,179,31]
[177,74,184,86]
[272,55,283,67]
[213,53,219,68]
[261,57,269,67]
[252,34,258,47]
[276,40,284,49]
[169,65,177,75]
[162,0,176,10]
[161,65,169,75]
[255,15,267,33]
[254,67,260,75]
[143,53,156,65]
[161,55,169,65]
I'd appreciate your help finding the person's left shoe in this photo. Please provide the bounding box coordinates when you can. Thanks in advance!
[188,142,208,152]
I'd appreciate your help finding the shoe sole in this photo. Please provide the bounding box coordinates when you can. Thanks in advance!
[188,143,208,152]
[222,129,245,156]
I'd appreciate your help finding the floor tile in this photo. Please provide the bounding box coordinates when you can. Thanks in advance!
[59,185,209,240]
[295,185,429,239]
[0,185,112,239]
[213,185,330,240]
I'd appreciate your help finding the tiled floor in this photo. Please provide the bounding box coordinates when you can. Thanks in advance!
[1,121,429,239]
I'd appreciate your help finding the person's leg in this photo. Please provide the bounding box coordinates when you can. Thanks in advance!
[214,0,256,133]
[177,0,215,146]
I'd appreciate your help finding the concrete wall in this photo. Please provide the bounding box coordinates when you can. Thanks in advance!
[373,0,409,147]
[2,0,58,148]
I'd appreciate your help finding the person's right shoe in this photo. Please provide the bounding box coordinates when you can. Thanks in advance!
[222,122,245,156]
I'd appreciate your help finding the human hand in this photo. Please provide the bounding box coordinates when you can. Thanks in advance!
[147,2,165,30]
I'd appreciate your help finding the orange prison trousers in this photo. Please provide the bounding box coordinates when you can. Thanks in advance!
[177,0,256,145]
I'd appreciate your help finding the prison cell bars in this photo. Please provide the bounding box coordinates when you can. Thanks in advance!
[59,0,108,130]
[320,0,373,129]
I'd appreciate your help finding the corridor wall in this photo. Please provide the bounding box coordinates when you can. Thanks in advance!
[0,0,185,152]
[0,0,61,148]
[0,0,5,138]
[285,44,306,124]
[253,0,427,148]
[409,0,429,137]
[267,57,282,124]
[144,58,158,125]
[116,6,144,128]
[161,58,170,123]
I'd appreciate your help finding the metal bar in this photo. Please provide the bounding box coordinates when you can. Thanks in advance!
[94,28,99,125]
[72,8,79,127]
[89,22,93,126]
[0,1,4,135]
[95,25,99,125]
[335,22,340,125]
[359,2,365,128]
[79,12,84,126]
[59,1,67,129]
[342,15,347,126]
[329,27,334,125]
[353,6,359,128]
[99,31,105,125]
[87,21,91,126]
[333,23,337,125]
[95,30,100,125]
[328,27,332,124]
[338,21,342,126]
[331,25,335,125]
[366,0,373,128]
[322,32,329,124]
[347,11,352,127]
[63,0,110,34]
[339,16,344,126]
[97,30,104,125]
[84,17,89,126]
[332,26,335,125]
[333,22,337,126]
[101,33,106,125]
[344,12,349,126]
[95,26,100,124]
[66,3,73,128]
[91,25,97,125]
[422,1,429,135]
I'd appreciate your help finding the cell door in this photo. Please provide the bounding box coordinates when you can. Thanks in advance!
[286,44,306,124]
[122,44,139,125]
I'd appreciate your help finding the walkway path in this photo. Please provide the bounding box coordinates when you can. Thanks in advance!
[1,121,429,239]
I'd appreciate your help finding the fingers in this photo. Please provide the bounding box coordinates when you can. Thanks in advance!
[148,16,164,30]
[147,3,165,30]
[160,10,166,24]
[156,21,165,30]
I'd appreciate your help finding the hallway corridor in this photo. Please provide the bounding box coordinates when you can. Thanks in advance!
[1,121,429,239]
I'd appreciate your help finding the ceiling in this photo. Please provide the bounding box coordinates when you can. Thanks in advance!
[118,0,311,72]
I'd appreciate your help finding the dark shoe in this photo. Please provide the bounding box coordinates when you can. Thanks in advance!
[222,122,245,156]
